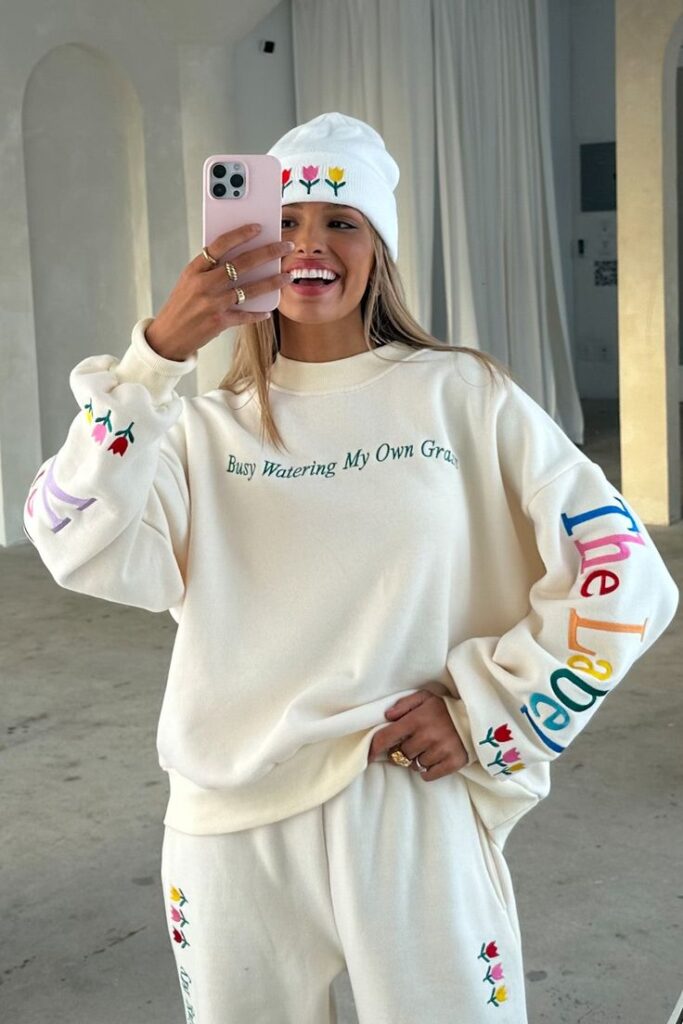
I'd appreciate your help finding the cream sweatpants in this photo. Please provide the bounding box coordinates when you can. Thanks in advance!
[160,759,528,1024]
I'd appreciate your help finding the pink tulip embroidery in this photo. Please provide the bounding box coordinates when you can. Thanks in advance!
[326,166,346,195]
[91,410,112,444]
[479,723,513,749]
[484,961,505,985]
[172,927,190,949]
[487,750,511,770]
[300,165,320,193]
[108,422,135,457]
[502,747,521,764]
[282,167,292,196]
[170,904,189,928]
[478,940,499,963]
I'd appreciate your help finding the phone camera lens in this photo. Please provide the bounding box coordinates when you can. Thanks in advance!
[229,173,244,188]
[213,183,227,198]
[213,164,227,178]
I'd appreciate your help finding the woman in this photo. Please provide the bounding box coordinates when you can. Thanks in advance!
[24,112,678,1023]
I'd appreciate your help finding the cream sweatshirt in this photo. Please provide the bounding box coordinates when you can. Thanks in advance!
[24,318,679,848]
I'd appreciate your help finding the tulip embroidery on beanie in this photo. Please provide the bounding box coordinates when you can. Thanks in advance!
[281,165,347,198]
[84,398,136,457]
[478,939,509,1008]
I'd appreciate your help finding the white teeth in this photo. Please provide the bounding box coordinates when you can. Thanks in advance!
[291,268,338,282]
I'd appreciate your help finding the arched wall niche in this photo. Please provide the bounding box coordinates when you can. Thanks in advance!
[23,42,150,457]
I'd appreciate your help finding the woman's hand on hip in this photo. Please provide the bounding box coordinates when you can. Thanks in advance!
[367,690,469,781]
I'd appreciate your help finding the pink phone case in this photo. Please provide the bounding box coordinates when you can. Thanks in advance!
[202,154,282,313]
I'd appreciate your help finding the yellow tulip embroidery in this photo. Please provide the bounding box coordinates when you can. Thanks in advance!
[169,884,188,907]
[326,166,347,196]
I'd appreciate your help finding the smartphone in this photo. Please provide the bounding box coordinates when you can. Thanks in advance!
[202,154,282,313]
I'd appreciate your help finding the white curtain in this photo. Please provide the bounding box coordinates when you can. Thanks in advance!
[291,0,584,442]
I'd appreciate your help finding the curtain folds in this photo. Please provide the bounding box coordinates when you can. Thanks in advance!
[291,0,584,442]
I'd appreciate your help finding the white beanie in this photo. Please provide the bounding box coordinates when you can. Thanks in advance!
[267,111,400,262]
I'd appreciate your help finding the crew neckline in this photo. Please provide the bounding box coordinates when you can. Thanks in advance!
[268,340,423,393]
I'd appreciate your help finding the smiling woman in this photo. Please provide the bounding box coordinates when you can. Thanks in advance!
[22,110,678,1024]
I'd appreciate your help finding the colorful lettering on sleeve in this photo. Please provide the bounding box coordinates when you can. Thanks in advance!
[520,495,648,754]
[25,458,97,534]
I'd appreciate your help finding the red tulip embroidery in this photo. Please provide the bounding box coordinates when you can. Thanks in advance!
[282,168,292,196]
[172,927,190,949]
[300,164,320,193]
[479,724,513,748]
[108,423,134,456]
[478,940,499,963]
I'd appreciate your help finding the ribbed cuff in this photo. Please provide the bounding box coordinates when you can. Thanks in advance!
[112,318,198,404]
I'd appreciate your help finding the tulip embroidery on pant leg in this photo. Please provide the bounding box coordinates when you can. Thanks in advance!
[478,939,509,1008]
[169,885,197,1022]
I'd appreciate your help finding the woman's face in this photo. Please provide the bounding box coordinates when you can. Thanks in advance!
[278,202,375,325]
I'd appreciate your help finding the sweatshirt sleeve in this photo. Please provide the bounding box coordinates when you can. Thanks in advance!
[443,376,679,785]
[23,317,198,614]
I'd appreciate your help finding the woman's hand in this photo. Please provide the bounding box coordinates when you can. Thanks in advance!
[367,690,470,781]
[144,223,295,361]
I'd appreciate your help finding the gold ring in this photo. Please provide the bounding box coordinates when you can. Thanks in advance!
[233,286,247,305]
[224,261,238,281]
[389,748,413,768]
[202,246,218,265]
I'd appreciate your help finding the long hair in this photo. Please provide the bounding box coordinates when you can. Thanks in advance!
[218,216,510,454]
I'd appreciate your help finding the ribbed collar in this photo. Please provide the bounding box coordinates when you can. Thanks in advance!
[268,340,421,393]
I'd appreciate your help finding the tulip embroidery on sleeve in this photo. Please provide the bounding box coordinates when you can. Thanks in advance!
[478,723,527,776]
[84,398,135,457]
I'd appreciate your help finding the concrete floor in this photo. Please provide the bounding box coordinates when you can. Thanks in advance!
[2,399,682,1024]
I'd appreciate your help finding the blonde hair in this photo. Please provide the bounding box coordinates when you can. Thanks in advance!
[218,217,510,454]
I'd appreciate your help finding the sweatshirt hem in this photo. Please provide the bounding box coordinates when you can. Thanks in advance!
[161,733,375,835]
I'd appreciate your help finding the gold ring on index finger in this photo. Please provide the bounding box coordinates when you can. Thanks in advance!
[224,261,239,282]
[233,286,247,305]
[201,245,218,265]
